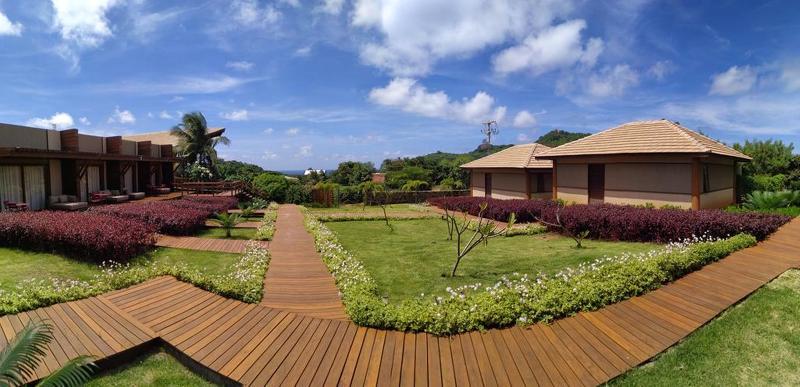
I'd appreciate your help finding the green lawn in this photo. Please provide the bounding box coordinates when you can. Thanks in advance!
[326,219,659,301]
[196,227,257,240]
[612,270,800,386]
[87,349,215,387]
[0,247,241,292]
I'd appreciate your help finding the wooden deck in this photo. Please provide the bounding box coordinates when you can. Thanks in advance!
[0,296,156,384]
[2,219,800,385]
[205,220,262,228]
[260,205,349,320]
[138,192,184,202]
[155,235,267,254]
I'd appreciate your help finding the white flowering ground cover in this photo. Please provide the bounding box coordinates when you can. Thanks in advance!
[254,202,279,241]
[303,208,756,335]
[0,242,271,316]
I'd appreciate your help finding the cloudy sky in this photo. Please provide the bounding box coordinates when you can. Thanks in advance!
[1,0,799,170]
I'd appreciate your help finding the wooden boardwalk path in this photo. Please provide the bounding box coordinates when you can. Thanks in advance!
[3,219,800,385]
[0,296,156,384]
[260,204,348,320]
[155,235,267,254]
[205,220,261,228]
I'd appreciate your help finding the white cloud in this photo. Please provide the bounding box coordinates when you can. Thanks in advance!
[130,6,185,42]
[585,64,639,97]
[493,19,603,76]
[352,0,574,76]
[0,10,23,36]
[230,0,280,28]
[226,61,254,71]
[294,46,312,57]
[107,106,136,124]
[264,128,274,134]
[512,110,536,128]
[26,112,74,129]
[51,0,120,47]
[221,109,249,121]
[263,151,278,160]
[297,145,312,157]
[286,127,300,135]
[280,0,301,7]
[709,65,757,96]
[663,94,800,135]
[780,62,800,92]
[159,110,174,119]
[92,75,259,95]
[79,116,91,126]
[369,77,507,124]
[516,133,531,142]
[169,96,184,102]
[317,0,345,15]
[648,60,675,81]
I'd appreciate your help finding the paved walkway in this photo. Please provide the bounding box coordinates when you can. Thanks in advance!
[3,218,800,385]
[155,235,267,254]
[260,204,348,320]
[204,220,261,228]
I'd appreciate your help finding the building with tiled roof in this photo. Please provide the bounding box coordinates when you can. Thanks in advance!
[535,119,750,209]
[461,143,553,200]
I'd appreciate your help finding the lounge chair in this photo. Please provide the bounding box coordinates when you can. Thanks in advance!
[48,195,88,211]
[106,190,130,203]
[129,192,146,200]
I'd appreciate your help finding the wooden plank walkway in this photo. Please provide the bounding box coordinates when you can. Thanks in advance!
[4,218,800,385]
[260,204,348,320]
[155,235,267,254]
[0,296,156,384]
[205,220,261,228]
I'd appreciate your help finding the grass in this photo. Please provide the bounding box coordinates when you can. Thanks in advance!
[0,246,241,292]
[87,349,214,387]
[725,205,800,217]
[196,227,257,240]
[307,203,430,215]
[612,270,800,386]
[326,218,658,302]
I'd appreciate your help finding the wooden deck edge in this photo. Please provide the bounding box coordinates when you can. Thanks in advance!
[604,265,799,384]
[160,339,242,387]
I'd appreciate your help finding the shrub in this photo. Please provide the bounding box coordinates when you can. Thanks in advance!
[428,197,790,242]
[337,185,363,204]
[0,211,155,261]
[304,209,757,335]
[743,190,800,210]
[92,202,209,235]
[0,242,270,316]
[254,202,279,241]
[252,173,290,202]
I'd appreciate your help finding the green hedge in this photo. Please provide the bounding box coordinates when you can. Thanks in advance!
[304,209,757,335]
[0,243,270,316]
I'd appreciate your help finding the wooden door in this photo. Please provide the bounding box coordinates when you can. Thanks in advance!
[588,164,605,204]
[484,173,492,198]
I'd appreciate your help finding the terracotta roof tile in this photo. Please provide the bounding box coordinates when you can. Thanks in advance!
[537,120,751,160]
[461,143,553,169]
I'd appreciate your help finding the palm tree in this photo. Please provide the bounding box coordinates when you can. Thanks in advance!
[0,321,96,386]
[170,112,230,175]
[209,212,242,238]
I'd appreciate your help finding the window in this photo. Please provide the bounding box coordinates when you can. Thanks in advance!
[702,164,711,193]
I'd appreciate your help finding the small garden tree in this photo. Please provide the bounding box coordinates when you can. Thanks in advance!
[362,182,393,231]
[210,212,242,238]
[445,202,515,277]
[533,202,589,248]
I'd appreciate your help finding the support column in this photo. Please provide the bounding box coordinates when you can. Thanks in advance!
[691,158,701,210]
[552,160,558,200]
[525,171,531,199]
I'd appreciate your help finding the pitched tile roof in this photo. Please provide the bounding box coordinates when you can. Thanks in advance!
[461,143,553,169]
[537,120,751,160]
[122,128,225,146]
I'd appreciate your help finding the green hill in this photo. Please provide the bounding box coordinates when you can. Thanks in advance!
[535,129,591,147]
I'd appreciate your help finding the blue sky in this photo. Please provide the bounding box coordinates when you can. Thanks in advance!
[0,0,799,170]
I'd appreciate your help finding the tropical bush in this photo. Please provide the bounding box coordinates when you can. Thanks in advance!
[0,242,270,316]
[428,197,790,242]
[0,211,155,261]
[742,190,800,210]
[304,209,756,335]
[91,197,236,235]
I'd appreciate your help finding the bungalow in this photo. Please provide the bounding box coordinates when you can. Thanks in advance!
[462,120,751,210]
[461,143,553,199]
[0,123,178,210]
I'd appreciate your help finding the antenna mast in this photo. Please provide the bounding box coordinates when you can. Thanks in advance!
[481,120,498,145]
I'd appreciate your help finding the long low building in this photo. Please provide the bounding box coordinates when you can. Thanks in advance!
[0,123,178,210]
[462,119,751,209]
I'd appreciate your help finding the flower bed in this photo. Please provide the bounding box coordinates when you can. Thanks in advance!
[91,197,237,235]
[428,197,790,242]
[0,211,155,261]
[0,242,270,316]
[304,208,756,335]
[254,202,279,241]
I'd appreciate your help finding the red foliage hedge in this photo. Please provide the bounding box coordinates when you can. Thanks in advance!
[0,211,156,261]
[90,197,237,235]
[428,197,790,242]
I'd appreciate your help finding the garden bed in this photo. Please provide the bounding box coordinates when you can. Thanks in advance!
[429,197,790,242]
[91,196,238,235]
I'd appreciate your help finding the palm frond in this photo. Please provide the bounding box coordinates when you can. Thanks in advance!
[37,356,96,387]
[0,322,52,386]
